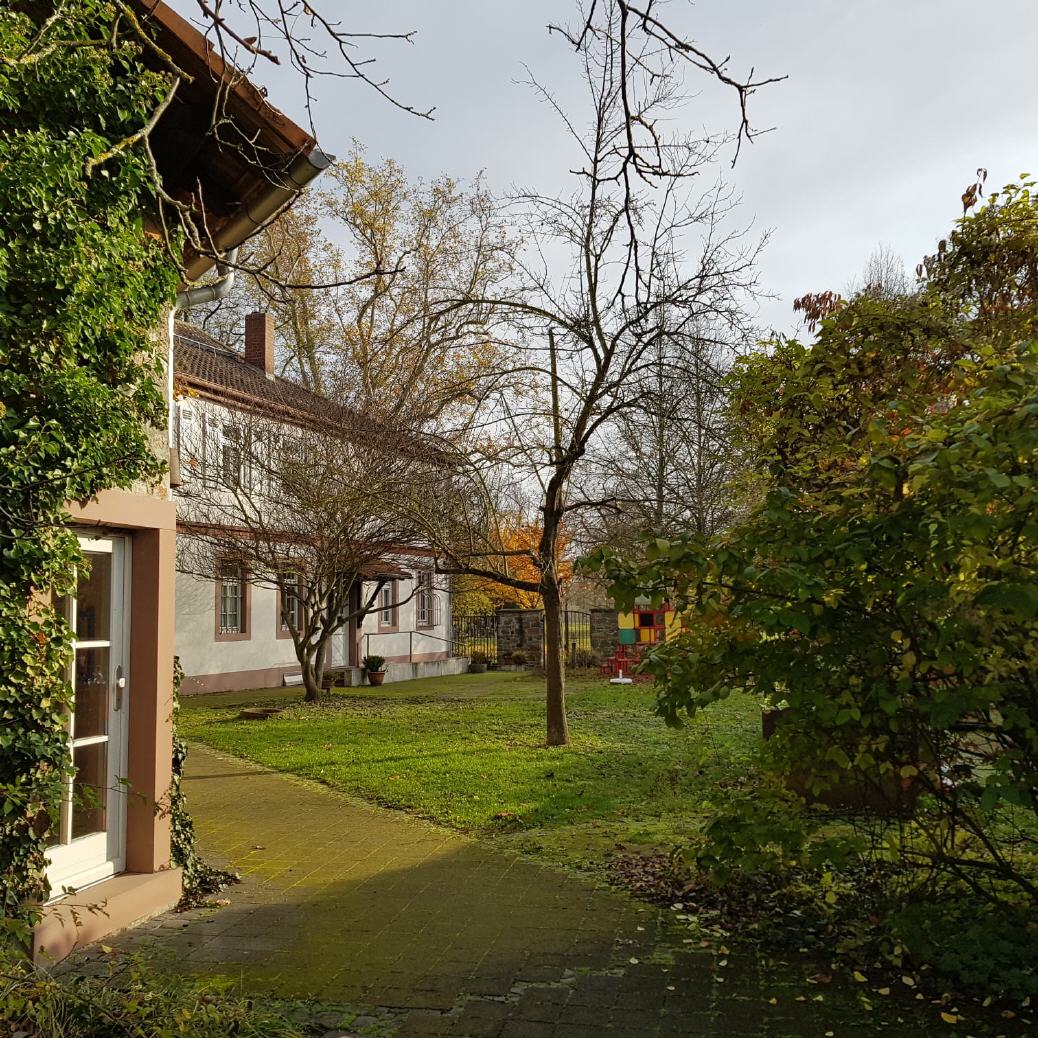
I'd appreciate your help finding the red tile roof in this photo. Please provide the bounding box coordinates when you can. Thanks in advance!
[174,322,342,426]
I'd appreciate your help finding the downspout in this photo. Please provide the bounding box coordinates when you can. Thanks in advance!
[167,247,239,448]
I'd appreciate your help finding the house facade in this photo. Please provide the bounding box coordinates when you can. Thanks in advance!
[35,0,331,960]
[172,318,461,694]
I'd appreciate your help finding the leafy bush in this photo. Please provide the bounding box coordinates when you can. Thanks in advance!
[572,648,599,669]
[590,182,1038,908]
[0,2,180,937]
[885,899,1038,1000]
[509,650,527,667]
[0,955,307,1038]
[469,651,489,665]
[361,655,386,672]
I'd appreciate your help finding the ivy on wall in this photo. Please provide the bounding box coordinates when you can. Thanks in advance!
[0,2,180,942]
[169,657,238,906]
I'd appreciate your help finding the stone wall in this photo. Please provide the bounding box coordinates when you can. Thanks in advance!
[591,607,619,658]
[496,608,545,663]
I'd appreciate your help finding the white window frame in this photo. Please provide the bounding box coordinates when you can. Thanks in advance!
[219,564,246,634]
[378,583,394,625]
[280,572,302,632]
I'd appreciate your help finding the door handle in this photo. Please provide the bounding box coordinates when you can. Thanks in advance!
[115,665,126,711]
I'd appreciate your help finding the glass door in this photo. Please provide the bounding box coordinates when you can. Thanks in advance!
[46,535,130,896]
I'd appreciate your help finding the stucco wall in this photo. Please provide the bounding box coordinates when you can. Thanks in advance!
[175,568,325,691]
[176,564,451,692]
[358,574,452,664]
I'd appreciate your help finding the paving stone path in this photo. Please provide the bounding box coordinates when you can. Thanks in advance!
[109,745,954,1037]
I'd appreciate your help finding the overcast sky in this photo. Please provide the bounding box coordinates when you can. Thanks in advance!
[176,0,1038,336]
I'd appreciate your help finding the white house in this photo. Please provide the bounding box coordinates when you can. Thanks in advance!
[171,315,462,693]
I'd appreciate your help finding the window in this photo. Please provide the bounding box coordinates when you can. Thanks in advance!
[221,425,242,487]
[378,583,395,626]
[217,564,248,638]
[416,572,435,628]
[279,572,302,635]
[178,410,253,490]
[634,608,666,644]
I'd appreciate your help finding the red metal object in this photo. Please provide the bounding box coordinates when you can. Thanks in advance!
[599,643,654,682]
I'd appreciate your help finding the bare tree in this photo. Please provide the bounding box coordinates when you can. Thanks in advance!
[412,0,770,747]
[579,314,746,552]
[176,394,435,702]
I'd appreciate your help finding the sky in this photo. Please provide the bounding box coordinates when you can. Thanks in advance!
[173,0,1038,336]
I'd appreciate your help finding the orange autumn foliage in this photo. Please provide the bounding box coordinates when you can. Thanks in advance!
[468,518,574,610]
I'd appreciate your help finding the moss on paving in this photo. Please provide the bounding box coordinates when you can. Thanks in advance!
[160,675,1033,1036]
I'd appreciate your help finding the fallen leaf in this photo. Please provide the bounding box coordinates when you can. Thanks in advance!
[768,997,778,1005]
[902,975,916,987]
[629,957,639,965]
[853,971,867,983]
[941,1012,958,1024]
[877,987,891,996]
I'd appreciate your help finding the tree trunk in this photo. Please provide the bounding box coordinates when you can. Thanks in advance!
[301,649,321,704]
[542,577,570,746]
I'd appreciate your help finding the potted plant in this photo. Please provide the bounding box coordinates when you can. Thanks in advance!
[509,650,527,671]
[469,650,488,674]
[362,654,387,686]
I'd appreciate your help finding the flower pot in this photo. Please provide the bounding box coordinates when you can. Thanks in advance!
[366,670,386,686]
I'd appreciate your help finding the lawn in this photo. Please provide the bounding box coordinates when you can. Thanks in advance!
[178,670,761,872]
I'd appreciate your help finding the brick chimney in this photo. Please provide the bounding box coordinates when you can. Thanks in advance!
[244,311,275,377]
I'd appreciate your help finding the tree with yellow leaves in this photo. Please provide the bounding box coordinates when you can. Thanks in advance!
[188,144,513,430]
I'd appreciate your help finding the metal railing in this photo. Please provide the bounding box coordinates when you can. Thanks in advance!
[362,628,464,663]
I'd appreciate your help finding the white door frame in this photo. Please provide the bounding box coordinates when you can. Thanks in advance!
[46,533,132,897]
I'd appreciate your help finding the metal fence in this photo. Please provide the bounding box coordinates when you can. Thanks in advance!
[562,610,592,662]
[451,612,500,661]
[450,610,592,666]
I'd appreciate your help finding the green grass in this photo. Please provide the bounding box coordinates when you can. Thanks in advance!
[179,671,761,871]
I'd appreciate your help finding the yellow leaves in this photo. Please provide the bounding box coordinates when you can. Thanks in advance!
[852,970,867,983]
[940,1011,959,1024]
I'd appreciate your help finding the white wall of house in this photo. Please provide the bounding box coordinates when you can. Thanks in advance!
[175,563,338,694]
[172,395,454,693]
[357,574,452,665]
[175,565,451,693]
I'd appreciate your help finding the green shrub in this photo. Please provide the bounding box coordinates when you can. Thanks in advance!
[572,648,599,669]
[590,182,1038,909]
[0,955,307,1038]
[886,899,1038,1000]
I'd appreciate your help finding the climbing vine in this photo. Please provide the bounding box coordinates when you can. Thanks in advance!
[169,657,238,906]
[0,2,180,942]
